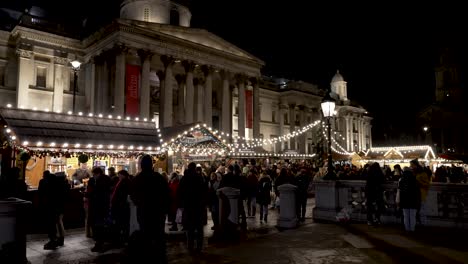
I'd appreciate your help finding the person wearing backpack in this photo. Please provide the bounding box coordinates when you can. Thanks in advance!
[257,173,272,223]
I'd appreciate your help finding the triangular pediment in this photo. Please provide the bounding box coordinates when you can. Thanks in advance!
[122,19,264,64]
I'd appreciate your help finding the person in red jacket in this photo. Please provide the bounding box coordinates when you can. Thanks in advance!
[168,172,180,231]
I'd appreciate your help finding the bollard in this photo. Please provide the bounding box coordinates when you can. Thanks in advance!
[277,184,298,229]
[0,197,31,264]
[214,187,240,240]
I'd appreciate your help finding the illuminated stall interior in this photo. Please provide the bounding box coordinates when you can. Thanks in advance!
[0,107,162,188]
[357,145,437,169]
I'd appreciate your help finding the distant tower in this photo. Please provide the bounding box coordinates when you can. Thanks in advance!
[434,48,463,105]
[331,70,348,101]
[120,0,192,27]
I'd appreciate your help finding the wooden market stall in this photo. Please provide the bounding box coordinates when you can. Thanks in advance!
[0,107,162,232]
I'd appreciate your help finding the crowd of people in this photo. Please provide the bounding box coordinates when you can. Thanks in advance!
[32,156,315,263]
[3,154,468,263]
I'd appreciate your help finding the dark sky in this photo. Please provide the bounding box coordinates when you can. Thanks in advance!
[189,1,466,144]
[3,0,467,143]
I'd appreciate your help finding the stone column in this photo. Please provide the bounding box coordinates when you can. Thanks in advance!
[278,101,287,151]
[277,184,298,228]
[183,61,195,124]
[298,105,307,154]
[161,55,175,127]
[194,78,204,123]
[114,45,126,116]
[100,58,109,114]
[236,75,246,138]
[16,50,33,108]
[289,104,296,150]
[220,70,231,133]
[175,74,185,125]
[52,57,67,112]
[138,50,153,119]
[85,58,96,113]
[202,66,213,126]
[369,125,373,148]
[252,77,261,140]
[156,70,165,128]
[345,116,350,151]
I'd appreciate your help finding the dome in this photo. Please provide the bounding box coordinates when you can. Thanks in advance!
[120,0,192,27]
[331,70,344,83]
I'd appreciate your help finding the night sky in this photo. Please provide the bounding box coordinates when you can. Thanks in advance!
[2,0,467,144]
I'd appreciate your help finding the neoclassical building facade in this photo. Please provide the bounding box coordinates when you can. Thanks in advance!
[0,0,372,154]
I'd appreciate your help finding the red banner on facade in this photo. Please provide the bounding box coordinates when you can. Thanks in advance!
[245,90,253,128]
[125,64,140,116]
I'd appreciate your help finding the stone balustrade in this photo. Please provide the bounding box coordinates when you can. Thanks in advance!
[313,180,468,228]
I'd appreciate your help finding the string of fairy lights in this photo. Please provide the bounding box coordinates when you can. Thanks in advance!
[2,104,354,158]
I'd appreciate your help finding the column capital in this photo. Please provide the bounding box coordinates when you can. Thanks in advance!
[156,70,165,81]
[16,49,33,59]
[175,74,186,85]
[182,60,196,73]
[279,103,289,110]
[249,76,260,86]
[235,74,248,85]
[161,55,175,68]
[219,69,231,81]
[201,65,215,76]
[54,56,69,65]
[137,49,154,62]
[112,43,128,55]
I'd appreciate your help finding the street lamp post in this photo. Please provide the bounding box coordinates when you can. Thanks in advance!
[321,91,336,180]
[70,60,81,113]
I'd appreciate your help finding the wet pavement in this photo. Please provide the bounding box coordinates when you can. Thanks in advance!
[26,200,468,264]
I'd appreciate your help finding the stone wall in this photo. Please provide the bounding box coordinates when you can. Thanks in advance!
[313,180,468,228]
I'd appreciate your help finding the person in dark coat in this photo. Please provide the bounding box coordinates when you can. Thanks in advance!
[257,173,272,223]
[131,155,170,263]
[295,169,311,222]
[397,167,421,232]
[38,171,57,249]
[365,162,385,226]
[110,170,131,245]
[246,169,259,217]
[85,167,112,252]
[178,162,208,253]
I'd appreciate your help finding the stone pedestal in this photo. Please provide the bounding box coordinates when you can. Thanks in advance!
[128,196,139,234]
[217,187,240,225]
[312,181,339,222]
[277,184,298,228]
[0,198,31,264]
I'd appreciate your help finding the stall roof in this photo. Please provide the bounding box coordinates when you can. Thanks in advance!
[161,123,229,151]
[361,145,436,161]
[0,108,160,149]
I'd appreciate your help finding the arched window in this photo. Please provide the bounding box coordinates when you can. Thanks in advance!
[170,8,179,25]
[143,7,150,22]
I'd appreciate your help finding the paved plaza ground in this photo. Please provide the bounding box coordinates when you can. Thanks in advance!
[26,200,468,264]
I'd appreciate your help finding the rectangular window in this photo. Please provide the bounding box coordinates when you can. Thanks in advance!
[307,115,311,123]
[144,8,150,22]
[272,111,276,123]
[36,67,46,88]
[296,114,300,125]
[284,113,288,125]
[235,106,239,115]
[0,65,5,86]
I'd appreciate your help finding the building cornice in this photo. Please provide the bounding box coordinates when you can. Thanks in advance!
[83,21,262,77]
[11,26,82,52]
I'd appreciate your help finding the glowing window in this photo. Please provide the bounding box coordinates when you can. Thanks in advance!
[143,8,150,22]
